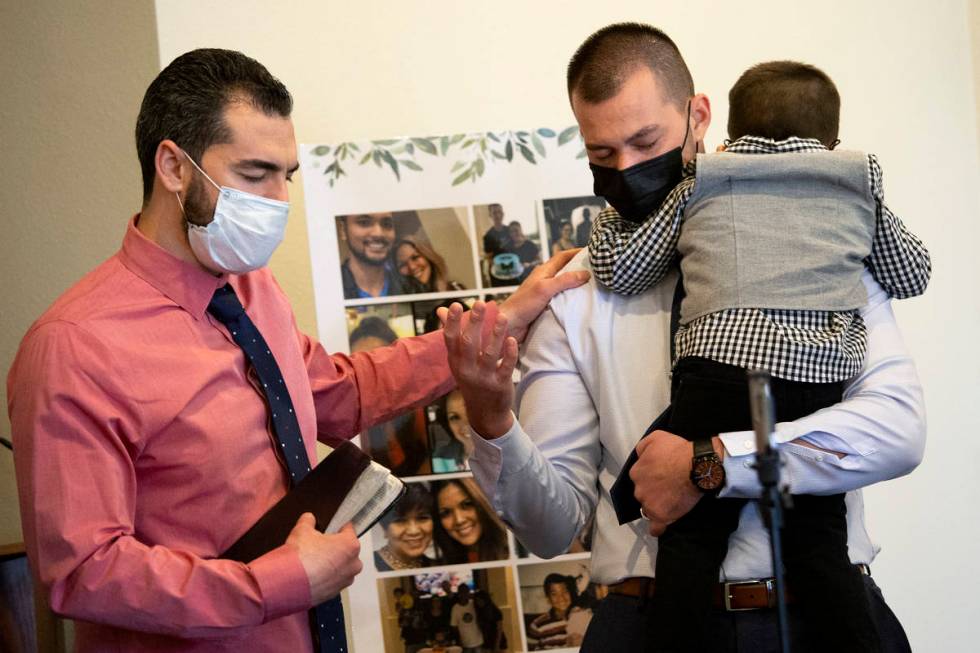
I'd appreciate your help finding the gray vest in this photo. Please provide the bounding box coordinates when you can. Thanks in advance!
[677,150,875,324]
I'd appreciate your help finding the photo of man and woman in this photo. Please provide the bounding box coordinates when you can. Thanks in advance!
[378,568,519,653]
[541,195,606,253]
[371,479,510,572]
[473,203,543,288]
[518,560,608,651]
[336,207,476,299]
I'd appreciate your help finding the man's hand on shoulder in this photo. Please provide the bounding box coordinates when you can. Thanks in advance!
[286,514,362,605]
[631,431,723,536]
[499,248,589,343]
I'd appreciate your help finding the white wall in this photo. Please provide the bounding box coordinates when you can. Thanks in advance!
[145,0,980,650]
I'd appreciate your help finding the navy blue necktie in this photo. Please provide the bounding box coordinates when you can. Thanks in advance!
[208,284,347,653]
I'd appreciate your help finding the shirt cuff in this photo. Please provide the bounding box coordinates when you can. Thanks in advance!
[248,543,311,622]
[469,414,537,504]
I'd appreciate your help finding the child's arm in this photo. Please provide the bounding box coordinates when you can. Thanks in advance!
[588,178,695,295]
[864,154,932,298]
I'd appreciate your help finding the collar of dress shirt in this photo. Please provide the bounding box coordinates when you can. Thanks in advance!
[118,215,229,321]
[725,135,828,154]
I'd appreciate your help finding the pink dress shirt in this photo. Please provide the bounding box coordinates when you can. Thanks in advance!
[7,218,454,651]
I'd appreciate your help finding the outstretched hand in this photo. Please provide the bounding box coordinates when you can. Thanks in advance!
[439,301,517,439]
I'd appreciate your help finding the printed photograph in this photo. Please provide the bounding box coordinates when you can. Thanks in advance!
[347,310,431,477]
[426,389,472,474]
[473,203,542,288]
[541,195,606,252]
[336,207,477,299]
[371,479,510,572]
[377,567,520,653]
[517,560,608,650]
[411,296,478,336]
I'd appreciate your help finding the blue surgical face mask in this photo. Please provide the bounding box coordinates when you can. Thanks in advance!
[589,101,692,222]
[176,150,289,275]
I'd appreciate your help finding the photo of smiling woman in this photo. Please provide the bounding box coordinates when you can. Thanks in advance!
[394,237,466,293]
[374,483,437,571]
[431,478,509,565]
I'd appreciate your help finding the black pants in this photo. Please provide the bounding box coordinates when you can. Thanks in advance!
[650,357,880,653]
[581,576,910,653]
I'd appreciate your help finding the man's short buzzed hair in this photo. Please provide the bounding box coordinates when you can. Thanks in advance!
[567,22,694,108]
[727,61,840,147]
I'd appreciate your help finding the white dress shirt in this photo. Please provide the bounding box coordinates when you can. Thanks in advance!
[469,252,925,584]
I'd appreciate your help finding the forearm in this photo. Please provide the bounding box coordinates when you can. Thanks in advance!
[865,154,931,298]
[468,301,602,557]
[308,330,454,441]
[470,418,594,558]
[33,531,309,638]
[720,273,926,497]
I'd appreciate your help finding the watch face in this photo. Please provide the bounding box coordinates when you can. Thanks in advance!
[692,458,724,490]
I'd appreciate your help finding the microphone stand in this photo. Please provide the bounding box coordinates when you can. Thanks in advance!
[747,370,791,653]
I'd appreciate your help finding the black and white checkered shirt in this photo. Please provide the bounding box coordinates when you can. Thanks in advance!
[589,136,931,383]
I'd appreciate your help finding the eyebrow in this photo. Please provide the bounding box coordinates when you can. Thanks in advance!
[235,159,301,175]
[584,124,661,150]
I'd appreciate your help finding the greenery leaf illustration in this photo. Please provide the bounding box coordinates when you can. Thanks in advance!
[411,138,438,156]
[380,150,400,180]
[312,145,330,156]
[359,152,372,165]
[537,128,556,138]
[400,159,423,171]
[505,140,514,162]
[451,160,466,173]
[452,169,472,186]
[531,132,546,157]
[558,125,579,146]
[372,139,400,146]
[518,143,536,164]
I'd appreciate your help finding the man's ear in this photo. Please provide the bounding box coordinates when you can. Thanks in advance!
[689,93,712,147]
[156,139,189,194]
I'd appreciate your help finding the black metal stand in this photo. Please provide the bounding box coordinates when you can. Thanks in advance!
[747,370,791,653]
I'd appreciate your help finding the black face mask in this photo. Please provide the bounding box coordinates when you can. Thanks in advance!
[590,102,692,223]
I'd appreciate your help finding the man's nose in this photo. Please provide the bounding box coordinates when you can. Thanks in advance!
[269,178,290,203]
[615,151,650,171]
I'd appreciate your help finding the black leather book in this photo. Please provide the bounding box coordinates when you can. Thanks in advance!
[223,441,404,562]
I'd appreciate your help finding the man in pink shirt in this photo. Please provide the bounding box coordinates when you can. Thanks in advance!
[6,49,586,652]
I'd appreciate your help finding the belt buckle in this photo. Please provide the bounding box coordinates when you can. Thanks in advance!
[723,578,773,612]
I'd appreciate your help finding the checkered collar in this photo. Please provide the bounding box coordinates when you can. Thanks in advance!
[725,135,828,154]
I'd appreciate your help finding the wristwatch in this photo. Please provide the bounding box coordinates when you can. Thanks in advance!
[690,438,725,494]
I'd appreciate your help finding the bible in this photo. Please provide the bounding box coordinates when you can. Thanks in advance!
[223,441,404,562]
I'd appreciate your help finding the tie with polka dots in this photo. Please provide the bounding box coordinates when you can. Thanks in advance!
[208,284,347,653]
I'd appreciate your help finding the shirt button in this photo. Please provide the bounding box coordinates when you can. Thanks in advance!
[815,455,824,462]
[743,440,753,450]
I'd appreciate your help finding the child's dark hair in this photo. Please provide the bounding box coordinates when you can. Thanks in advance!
[727,61,840,147]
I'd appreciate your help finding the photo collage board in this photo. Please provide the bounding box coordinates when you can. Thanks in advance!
[301,128,607,653]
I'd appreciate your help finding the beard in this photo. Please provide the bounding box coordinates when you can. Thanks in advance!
[181,174,216,228]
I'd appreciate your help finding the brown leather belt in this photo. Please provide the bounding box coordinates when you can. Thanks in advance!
[607,565,870,611]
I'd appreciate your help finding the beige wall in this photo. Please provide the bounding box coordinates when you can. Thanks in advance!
[0,2,160,546]
[973,0,980,150]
